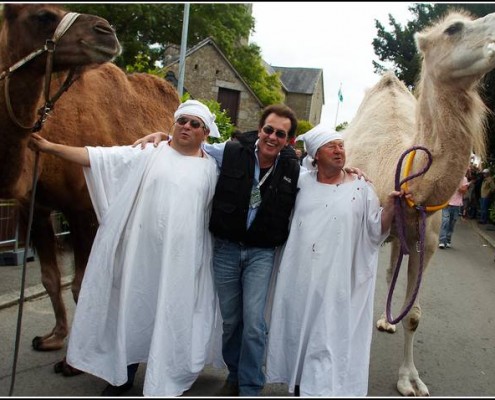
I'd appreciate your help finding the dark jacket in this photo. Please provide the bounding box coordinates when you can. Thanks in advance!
[209,133,300,247]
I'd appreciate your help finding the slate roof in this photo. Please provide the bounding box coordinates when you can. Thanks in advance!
[271,66,323,95]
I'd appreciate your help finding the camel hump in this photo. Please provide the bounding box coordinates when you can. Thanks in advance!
[376,71,410,94]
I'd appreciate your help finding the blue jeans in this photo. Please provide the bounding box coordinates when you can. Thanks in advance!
[480,197,491,223]
[212,238,275,396]
[439,205,461,245]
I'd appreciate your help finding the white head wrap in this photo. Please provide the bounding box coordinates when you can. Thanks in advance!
[174,99,220,138]
[300,124,344,158]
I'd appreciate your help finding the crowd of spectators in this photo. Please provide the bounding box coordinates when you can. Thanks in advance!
[464,164,495,224]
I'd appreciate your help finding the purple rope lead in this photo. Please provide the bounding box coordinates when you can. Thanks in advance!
[386,146,432,325]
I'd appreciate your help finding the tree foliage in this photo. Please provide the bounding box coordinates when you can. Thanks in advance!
[178,93,235,144]
[65,3,283,105]
[295,120,314,137]
[372,3,495,160]
[336,122,348,132]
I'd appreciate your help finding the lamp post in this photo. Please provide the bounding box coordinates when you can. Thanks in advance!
[177,3,190,97]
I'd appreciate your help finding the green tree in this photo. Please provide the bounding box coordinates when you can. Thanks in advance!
[336,122,348,132]
[231,43,284,105]
[372,3,495,159]
[66,3,283,106]
[295,120,313,137]
[180,93,234,144]
[293,120,313,151]
[199,99,235,144]
[372,3,436,87]
[125,52,166,77]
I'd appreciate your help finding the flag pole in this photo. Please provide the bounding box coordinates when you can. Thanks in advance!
[334,83,342,129]
[334,99,340,129]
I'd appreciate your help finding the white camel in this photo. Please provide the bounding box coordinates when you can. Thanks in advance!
[344,10,495,396]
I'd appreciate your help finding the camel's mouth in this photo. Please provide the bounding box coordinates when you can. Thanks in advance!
[487,42,495,57]
[80,40,122,62]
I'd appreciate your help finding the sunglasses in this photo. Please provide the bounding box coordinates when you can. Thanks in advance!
[262,125,287,139]
[176,116,204,129]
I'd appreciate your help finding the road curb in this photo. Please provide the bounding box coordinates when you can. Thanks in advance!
[0,275,72,310]
[468,219,495,249]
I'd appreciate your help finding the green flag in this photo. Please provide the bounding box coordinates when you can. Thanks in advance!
[338,87,343,102]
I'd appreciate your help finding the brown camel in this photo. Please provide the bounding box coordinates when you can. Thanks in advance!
[0,3,180,354]
[344,10,495,396]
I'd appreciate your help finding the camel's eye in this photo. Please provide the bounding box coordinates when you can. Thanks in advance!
[444,21,463,35]
[34,10,58,25]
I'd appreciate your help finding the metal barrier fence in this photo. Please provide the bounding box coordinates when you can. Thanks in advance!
[0,199,70,266]
[0,199,19,251]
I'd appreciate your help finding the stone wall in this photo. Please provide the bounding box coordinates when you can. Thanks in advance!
[167,43,262,132]
[284,75,324,126]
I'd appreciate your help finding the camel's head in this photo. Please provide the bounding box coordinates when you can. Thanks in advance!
[0,4,122,73]
[415,10,495,86]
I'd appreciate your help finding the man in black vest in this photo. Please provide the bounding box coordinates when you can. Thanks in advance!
[208,105,300,396]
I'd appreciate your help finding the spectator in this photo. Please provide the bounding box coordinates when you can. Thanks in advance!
[478,168,495,224]
[439,175,469,248]
[295,148,303,164]
[465,166,480,219]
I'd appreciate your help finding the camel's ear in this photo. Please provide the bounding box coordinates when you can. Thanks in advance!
[414,32,429,54]
[3,4,25,21]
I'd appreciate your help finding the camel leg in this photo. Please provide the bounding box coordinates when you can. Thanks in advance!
[47,210,99,377]
[65,210,98,303]
[29,209,68,351]
[376,239,400,333]
[395,217,439,397]
[396,249,428,396]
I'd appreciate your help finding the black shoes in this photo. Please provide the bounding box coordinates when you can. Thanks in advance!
[101,381,133,396]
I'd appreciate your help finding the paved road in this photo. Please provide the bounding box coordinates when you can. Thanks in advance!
[0,219,494,396]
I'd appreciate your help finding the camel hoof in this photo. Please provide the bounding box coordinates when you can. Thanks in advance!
[32,336,43,350]
[31,334,65,351]
[376,318,396,333]
[54,357,83,377]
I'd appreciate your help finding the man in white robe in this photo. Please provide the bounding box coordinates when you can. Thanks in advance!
[265,125,405,397]
[28,100,224,397]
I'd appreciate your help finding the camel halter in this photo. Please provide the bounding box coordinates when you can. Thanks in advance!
[5,12,80,397]
[0,12,81,132]
[386,146,448,325]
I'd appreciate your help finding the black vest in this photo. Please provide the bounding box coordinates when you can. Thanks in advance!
[209,140,300,247]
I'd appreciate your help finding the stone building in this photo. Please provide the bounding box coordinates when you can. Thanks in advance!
[164,37,325,131]
[164,37,264,132]
[270,66,325,126]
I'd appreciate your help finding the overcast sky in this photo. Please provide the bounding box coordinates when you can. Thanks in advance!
[249,2,415,127]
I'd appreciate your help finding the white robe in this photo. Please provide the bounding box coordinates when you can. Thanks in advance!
[66,142,223,396]
[265,170,388,397]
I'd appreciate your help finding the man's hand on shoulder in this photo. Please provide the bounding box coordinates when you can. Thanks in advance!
[132,132,169,149]
[344,166,372,183]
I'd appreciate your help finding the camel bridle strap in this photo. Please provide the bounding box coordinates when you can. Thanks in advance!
[1,12,81,132]
[401,150,449,212]
[7,12,80,397]
[386,146,443,325]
